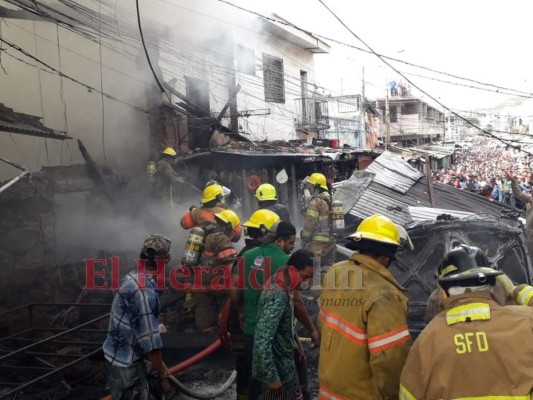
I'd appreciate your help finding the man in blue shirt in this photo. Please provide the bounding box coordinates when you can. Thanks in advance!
[103,234,172,399]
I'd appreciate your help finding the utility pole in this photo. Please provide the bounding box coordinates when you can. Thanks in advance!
[385,86,390,150]
[360,66,366,149]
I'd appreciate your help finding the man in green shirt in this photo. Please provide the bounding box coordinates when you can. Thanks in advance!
[239,221,296,335]
[253,249,315,399]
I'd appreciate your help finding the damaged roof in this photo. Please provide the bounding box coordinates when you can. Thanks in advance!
[211,140,374,159]
[335,151,517,225]
[0,103,71,140]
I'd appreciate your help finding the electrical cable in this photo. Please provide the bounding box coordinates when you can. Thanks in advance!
[216,0,532,99]
[98,1,108,164]
[135,0,170,103]
[0,36,150,113]
[316,0,533,156]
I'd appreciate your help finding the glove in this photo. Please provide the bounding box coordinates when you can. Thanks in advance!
[495,274,515,298]
[512,284,533,306]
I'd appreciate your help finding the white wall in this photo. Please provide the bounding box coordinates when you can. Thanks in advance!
[0,18,151,181]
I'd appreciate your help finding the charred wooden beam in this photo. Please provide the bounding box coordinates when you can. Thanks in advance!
[77,140,118,213]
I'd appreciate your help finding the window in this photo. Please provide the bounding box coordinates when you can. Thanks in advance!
[185,76,210,117]
[300,70,308,98]
[390,106,398,123]
[236,45,255,75]
[262,53,285,103]
[403,103,418,115]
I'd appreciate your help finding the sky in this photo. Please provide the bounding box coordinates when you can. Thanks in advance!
[229,0,533,113]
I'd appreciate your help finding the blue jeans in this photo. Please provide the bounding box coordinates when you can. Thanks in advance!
[106,362,153,400]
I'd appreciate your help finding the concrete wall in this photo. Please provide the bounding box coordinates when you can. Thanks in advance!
[0,19,151,182]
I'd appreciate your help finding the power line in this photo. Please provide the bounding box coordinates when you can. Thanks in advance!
[316,0,533,156]
[0,36,150,113]
[216,0,532,99]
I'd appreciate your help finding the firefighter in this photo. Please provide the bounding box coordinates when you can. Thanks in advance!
[180,183,242,242]
[300,173,336,272]
[255,183,291,222]
[424,257,533,324]
[191,209,240,332]
[318,214,411,400]
[155,147,185,204]
[400,244,533,400]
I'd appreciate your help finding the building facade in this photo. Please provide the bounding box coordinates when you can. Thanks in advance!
[375,97,445,147]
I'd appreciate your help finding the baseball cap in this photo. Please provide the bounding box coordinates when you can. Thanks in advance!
[141,234,171,257]
[259,220,296,244]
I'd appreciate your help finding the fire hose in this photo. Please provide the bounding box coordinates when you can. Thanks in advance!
[100,339,233,400]
[167,369,236,399]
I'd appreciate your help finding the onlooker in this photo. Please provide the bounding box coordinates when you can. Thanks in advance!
[103,234,172,399]
[252,249,315,400]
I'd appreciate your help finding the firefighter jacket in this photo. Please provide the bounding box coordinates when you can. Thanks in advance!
[318,253,412,400]
[180,204,226,229]
[400,291,533,400]
[180,204,241,242]
[301,191,333,243]
[260,201,292,222]
[425,281,533,323]
[154,158,182,200]
[195,223,237,288]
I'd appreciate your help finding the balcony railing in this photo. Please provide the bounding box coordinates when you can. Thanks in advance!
[294,98,330,130]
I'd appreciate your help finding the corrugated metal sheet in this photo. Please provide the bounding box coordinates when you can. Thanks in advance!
[340,151,517,226]
[408,206,474,221]
[332,171,374,214]
[347,181,431,225]
[432,180,516,215]
[366,150,424,193]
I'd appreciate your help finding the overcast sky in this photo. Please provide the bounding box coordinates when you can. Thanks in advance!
[231,0,533,113]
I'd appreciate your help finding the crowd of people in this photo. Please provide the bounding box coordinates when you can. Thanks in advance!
[434,139,533,208]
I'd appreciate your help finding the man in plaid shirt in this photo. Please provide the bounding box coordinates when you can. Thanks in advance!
[103,234,172,399]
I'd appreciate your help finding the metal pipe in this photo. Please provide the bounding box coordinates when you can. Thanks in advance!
[0,313,109,362]
[0,348,101,399]
[0,170,30,194]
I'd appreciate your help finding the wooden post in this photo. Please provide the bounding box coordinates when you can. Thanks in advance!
[425,151,437,207]
[242,168,251,217]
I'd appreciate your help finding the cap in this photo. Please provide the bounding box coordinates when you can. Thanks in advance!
[141,234,171,257]
[259,220,296,243]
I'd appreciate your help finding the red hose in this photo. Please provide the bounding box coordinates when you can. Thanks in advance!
[100,339,222,400]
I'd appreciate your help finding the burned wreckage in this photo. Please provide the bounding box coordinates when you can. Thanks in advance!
[333,151,533,336]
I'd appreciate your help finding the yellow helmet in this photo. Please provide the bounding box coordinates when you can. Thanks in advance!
[201,184,224,204]
[215,210,241,230]
[306,173,328,190]
[162,147,177,156]
[346,214,400,246]
[255,183,277,201]
[244,209,280,230]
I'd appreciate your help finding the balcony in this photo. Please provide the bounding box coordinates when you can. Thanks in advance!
[294,98,330,131]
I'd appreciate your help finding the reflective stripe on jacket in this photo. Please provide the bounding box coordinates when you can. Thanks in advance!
[318,253,411,400]
[400,291,533,400]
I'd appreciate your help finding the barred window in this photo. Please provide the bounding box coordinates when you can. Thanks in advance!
[262,53,285,103]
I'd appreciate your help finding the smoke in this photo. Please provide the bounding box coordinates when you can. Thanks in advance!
[53,186,195,268]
